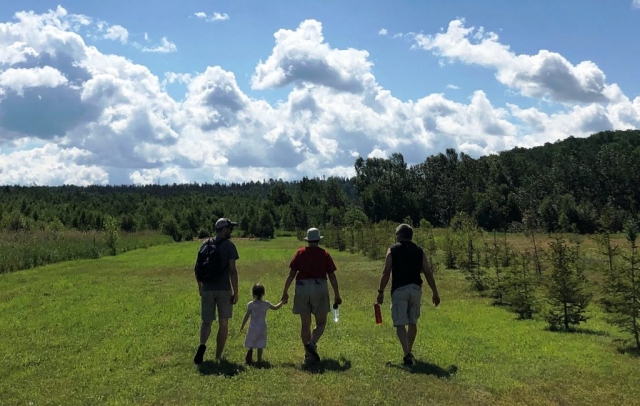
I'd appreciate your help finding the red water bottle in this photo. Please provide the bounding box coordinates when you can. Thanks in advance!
[374,303,382,325]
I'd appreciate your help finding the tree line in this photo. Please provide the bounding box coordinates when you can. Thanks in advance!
[354,129,640,233]
[1,129,640,239]
[0,177,360,241]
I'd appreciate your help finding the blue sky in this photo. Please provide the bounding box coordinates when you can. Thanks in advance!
[0,0,639,185]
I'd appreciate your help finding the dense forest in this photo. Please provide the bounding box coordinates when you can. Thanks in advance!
[2,129,639,240]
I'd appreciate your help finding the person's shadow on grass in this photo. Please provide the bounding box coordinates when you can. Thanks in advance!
[197,359,247,377]
[545,326,610,337]
[283,356,352,374]
[249,361,273,369]
[389,359,458,378]
[618,345,640,358]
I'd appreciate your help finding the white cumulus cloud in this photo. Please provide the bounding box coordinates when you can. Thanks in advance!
[0,67,68,96]
[413,19,611,104]
[0,144,109,186]
[251,20,375,93]
[378,28,388,36]
[103,25,128,44]
[141,37,177,53]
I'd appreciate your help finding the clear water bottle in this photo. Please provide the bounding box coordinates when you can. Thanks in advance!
[333,303,339,322]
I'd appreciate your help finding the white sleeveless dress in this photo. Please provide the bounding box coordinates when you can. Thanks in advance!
[244,300,271,349]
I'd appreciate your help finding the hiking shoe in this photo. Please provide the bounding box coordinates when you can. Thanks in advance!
[194,344,206,365]
[403,354,414,366]
[245,349,253,365]
[305,341,320,362]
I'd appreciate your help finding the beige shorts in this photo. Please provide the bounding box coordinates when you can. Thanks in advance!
[201,290,233,322]
[391,284,422,326]
[293,278,330,315]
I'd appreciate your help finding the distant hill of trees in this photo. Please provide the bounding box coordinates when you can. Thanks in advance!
[2,129,639,238]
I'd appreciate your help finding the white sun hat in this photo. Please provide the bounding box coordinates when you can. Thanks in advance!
[304,227,323,242]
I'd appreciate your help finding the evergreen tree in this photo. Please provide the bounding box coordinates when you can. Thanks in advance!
[418,219,438,272]
[544,237,592,331]
[104,215,119,256]
[593,231,621,314]
[255,209,275,239]
[601,221,640,351]
[504,251,538,319]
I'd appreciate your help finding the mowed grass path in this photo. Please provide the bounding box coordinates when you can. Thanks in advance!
[1,237,639,406]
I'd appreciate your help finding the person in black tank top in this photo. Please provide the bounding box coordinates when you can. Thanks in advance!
[389,241,424,294]
[375,224,441,366]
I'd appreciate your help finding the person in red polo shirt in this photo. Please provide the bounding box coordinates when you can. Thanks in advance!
[281,227,342,365]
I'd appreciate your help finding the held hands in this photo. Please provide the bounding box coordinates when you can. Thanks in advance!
[280,292,289,304]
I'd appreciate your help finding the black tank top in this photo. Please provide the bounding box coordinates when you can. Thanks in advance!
[390,241,424,293]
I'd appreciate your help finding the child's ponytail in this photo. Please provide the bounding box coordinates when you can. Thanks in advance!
[252,283,265,300]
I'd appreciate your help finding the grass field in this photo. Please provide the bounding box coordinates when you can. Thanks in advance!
[0,230,174,274]
[1,236,639,406]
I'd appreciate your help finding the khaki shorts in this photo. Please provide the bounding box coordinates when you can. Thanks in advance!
[293,278,330,315]
[391,284,422,326]
[201,290,233,322]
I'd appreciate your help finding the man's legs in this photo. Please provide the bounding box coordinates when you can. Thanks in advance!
[305,282,330,362]
[408,324,417,355]
[392,290,409,357]
[215,318,229,360]
[395,325,410,356]
[406,285,421,359]
[300,313,313,349]
[195,291,215,364]
[301,312,326,362]
[310,312,328,344]
[200,321,212,345]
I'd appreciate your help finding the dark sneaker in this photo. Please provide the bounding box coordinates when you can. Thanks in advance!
[245,349,253,365]
[403,354,414,366]
[194,344,206,365]
[305,341,320,362]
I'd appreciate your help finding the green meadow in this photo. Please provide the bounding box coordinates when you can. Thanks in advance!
[1,237,639,406]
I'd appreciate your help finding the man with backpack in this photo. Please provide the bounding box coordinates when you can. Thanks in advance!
[193,218,240,364]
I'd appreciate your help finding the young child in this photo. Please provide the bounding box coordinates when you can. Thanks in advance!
[239,283,284,364]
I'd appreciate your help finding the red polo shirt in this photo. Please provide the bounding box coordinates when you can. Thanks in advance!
[289,246,337,280]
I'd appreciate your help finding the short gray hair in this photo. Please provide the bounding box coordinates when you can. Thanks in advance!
[395,224,413,240]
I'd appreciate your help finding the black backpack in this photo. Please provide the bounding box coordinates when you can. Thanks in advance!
[194,238,226,283]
